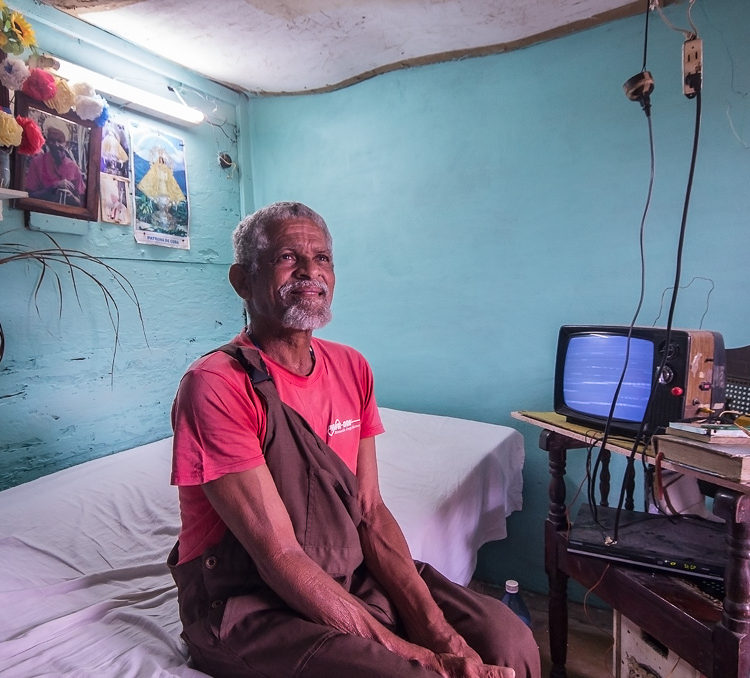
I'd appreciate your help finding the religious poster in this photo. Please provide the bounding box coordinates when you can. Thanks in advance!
[100,173,131,225]
[99,117,132,226]
[130,122,190,249]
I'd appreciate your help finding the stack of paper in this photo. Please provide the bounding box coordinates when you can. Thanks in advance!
[665,421,750,444]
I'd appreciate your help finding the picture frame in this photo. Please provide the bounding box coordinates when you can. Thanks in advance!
[13,93,102,221]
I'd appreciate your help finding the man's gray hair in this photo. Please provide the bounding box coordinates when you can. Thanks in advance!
[232,201,332,273]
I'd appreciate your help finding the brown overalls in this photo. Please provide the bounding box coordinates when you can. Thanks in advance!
[168,345,540,678]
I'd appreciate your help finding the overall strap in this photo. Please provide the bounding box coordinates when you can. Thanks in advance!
[210,343,272,387]
[208,342,359,498]
[207,341,364,580]
[209,343,353,482]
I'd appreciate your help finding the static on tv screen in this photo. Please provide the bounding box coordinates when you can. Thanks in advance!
[563,334,654,421]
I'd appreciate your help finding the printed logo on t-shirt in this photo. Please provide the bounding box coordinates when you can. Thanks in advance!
[328,417,361,437]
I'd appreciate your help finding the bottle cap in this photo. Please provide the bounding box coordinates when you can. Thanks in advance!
[505,579,519,594]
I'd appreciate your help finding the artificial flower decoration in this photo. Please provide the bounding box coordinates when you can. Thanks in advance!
[0,54,29,90]
[44,75,75,114]
[20,67,56,102]
[71,81,96,98]
[73,92,106,122]
[93,101,109,127]
[15,114,43,154]
[0,4,37,56]
[0,108,22,148]
[70,81,106,121]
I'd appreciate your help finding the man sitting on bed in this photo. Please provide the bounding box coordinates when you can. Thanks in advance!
[168,201,540,678]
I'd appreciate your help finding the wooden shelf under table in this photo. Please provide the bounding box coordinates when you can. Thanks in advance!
[512,411,750,678]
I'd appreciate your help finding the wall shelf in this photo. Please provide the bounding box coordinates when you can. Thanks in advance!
[0,188,27,199]
[0,188,28,220]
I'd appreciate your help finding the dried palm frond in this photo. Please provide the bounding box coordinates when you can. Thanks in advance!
[0,228,148,381]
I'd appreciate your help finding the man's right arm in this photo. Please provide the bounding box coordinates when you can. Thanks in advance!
[202,465,443,669]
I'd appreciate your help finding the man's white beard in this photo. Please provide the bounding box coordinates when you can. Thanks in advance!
[279,280,332,330]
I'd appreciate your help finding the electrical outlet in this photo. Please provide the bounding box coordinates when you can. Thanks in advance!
[682,37,703,98]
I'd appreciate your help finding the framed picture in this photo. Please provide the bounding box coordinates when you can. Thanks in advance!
[13,93,102,221]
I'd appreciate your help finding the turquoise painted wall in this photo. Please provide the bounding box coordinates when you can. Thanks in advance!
[247,1,749,593]
[0,2,247,489]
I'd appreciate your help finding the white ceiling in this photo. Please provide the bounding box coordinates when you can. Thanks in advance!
[46,0,644,95]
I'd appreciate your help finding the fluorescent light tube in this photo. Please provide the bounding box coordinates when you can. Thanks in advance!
[52,58,204,126]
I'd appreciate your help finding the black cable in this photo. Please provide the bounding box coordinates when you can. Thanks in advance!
[641,0,651,72]
[589,6,655,527]
[667,91,701,327]
[651,276,715,329]
[611,89,702,541]
[588,118,653,520]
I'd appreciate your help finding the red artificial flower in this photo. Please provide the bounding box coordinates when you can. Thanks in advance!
[20,68,57,102]
[15,115,44,155]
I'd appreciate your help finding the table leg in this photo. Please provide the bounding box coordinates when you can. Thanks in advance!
[542,431,568,531]
[624,459,636,512]
[541,431,569,677]
[599,448,611,507]
[713,491,750,678]
[546,523,569,678]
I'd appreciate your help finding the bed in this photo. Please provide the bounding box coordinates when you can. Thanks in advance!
[0,407,525,677]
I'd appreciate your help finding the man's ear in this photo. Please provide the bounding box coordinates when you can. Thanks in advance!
[229,263,252,300]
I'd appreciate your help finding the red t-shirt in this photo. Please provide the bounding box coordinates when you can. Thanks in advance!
[171,331,384,564]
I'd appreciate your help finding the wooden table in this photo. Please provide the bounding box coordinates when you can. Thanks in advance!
[512,411,750,678]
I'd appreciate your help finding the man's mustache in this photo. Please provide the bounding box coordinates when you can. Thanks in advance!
[279,280,329,300]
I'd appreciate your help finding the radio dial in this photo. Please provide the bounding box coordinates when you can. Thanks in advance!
[658,365,674,385]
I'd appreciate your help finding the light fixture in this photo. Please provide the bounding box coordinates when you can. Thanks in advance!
[52,57,205,126]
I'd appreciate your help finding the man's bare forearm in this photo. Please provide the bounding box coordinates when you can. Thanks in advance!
[202,468,438,670]
[358,500,479,659]
[260,546,442,666]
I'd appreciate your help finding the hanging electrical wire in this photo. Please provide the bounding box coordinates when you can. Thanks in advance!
[588,0,656,529]
[611,60,704,544]
[588,0,706,543]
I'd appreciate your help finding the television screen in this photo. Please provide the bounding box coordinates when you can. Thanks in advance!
[555,325,726,435]
[562,334,654,422]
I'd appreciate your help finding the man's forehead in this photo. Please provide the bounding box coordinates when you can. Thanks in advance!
[267,218,330,247]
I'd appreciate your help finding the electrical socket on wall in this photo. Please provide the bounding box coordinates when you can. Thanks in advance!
[682,37,703,98]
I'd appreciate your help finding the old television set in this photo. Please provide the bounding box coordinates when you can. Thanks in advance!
[554,325,726,435]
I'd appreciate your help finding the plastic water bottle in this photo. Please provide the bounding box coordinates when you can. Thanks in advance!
[500,579,532,629]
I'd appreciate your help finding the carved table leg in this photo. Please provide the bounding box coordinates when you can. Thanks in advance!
[542,431,568,532]
[623,458,636,512]
[713,491,750,678]
[599,448,611,507]
[541,431,570,678]
[546,526,569,678]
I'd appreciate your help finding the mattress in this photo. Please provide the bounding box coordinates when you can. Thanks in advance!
[0,407,524,677]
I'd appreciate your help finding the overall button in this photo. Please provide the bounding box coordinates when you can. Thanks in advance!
[205,555,218,569]
[210,600,224,609]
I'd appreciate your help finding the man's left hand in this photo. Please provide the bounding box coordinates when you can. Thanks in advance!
[408,622,482,663]
[434,653,515,678]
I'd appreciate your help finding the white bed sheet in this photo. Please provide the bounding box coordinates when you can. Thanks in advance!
[0,408,524,677]
[377,408,524,585]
